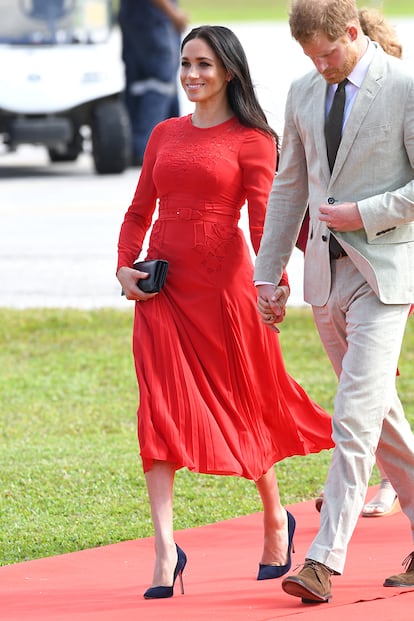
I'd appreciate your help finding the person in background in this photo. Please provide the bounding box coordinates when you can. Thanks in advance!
[116,25,334,600]
[255,0,414,603]
[357,7,402,58]
[118,0,189,166]
[298,5,405,519]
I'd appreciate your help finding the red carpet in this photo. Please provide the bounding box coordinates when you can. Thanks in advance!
[1,488,414,620]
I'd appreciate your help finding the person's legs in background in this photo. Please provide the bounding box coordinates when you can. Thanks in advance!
[316,461,400,517]
[128,87,177,165]
[121,20,181,166]
[361,460,400,517]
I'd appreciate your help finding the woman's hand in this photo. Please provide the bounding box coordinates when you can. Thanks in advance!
[116,266,158,302]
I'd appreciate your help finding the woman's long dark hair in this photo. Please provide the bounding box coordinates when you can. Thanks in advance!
[181,25,279,148]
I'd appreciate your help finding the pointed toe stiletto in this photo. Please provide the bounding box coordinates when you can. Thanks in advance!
[257,511,296,580]
[143,544,187,599]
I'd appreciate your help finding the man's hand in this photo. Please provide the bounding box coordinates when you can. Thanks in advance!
[319,201,363,232]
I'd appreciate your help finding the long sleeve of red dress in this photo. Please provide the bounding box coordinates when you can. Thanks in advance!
[117,116,289,287]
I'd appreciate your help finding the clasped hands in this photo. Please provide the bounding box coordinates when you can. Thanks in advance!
[256,202,362,329]
[257,284,290,331]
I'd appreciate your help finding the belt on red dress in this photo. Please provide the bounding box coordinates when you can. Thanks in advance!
[159,207,239,225]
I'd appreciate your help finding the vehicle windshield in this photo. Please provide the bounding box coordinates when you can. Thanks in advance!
[0,0,112,45]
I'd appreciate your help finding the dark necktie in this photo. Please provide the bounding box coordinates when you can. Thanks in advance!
[325,79,348,258]
[325,78,348,172]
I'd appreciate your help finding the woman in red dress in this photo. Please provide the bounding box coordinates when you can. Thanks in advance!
[116,25,334,599]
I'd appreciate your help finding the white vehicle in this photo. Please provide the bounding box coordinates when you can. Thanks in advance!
[0,0,131,174]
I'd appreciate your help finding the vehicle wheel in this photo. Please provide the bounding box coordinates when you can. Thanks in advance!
[48,131,83,162]
[91,99,131,174]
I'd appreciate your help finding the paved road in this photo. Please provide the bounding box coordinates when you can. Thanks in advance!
[1,20,413,310]
[0,142,307,309]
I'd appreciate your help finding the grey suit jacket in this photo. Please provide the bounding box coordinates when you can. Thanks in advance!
[254,44,414,306]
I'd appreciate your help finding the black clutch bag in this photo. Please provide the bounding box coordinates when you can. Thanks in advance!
[133,259,169,293]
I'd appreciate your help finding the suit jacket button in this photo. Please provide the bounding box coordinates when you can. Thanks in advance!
[322,235,328,242]
[327,197,336,204]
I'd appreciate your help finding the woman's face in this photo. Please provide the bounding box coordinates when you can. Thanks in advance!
[180,37,230,105]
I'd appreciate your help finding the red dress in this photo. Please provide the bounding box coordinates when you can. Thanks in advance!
[117,115,334,479]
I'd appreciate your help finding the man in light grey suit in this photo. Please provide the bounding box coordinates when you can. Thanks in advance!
[254,0,414,604]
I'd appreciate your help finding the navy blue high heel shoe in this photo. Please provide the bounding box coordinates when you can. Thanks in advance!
[257,511,296,580]
[143,544,187,599]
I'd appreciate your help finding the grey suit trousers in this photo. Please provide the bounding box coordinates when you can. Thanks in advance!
[308,256,414,574]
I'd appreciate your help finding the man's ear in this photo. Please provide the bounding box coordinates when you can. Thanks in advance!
[346,24,358,42]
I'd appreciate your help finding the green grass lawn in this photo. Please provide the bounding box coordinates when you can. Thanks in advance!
[180,0,414,23]
[3,0,413,570]
[1,307,413,566]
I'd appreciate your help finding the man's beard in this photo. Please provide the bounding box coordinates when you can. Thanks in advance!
[324,47,359,84]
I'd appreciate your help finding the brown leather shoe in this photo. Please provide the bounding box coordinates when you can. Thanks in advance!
[384,551,414,587]
[282,559,332,603]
